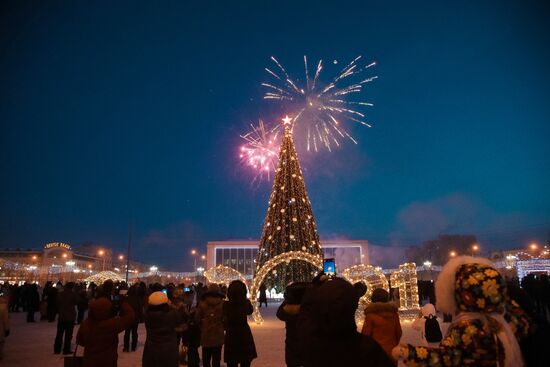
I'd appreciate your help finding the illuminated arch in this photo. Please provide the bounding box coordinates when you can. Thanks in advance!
[341,264,390,325]
[250,251,323,324]
[204,265,247,287]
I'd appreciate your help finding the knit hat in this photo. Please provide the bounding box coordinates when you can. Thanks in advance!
[435,256,505,314]
[148,291,169,306]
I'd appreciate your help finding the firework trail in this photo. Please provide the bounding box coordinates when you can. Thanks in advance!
[262,55,377,151]
[239,120,281,182]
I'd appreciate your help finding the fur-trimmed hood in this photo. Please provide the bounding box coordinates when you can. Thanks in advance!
[435,255,496,314]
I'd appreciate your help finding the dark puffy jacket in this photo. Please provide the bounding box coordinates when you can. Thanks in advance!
[297,278,394,367]
[197,294,224,347]
[76,298,135,367]
[57,290,78,323]
[277,302,303,366]
[142,307,184,367]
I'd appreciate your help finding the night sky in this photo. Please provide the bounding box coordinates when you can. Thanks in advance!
[1,1,549,270]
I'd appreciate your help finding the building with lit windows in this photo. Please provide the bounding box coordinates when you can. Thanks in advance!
[0,242,148,283]
[206,239,369,279]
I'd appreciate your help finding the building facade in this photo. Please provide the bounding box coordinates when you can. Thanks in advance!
[0,242,149,283]
[206,239,369,279]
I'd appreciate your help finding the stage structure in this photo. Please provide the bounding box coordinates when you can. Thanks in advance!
[255,116,324,291]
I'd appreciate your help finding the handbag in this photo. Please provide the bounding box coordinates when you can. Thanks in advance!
[64,344,84,367]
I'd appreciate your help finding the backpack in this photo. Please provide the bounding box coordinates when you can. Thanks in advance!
[424,315,443,342]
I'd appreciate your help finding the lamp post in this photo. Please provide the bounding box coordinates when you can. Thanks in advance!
[449,251,456,258]
[98,249,105,271]
[471,244,480,257]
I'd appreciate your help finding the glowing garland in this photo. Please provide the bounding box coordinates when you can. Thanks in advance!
[204,265,247,287]
[83,270,124,284]
[341,264,389,325]
[202,259,422,324]
[250,251,322,324]
[516,258,550,279]
[390,262,420,320]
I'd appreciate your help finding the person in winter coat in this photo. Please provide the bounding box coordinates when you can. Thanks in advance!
[76,296,135,367]
[361,288,402,362]
[276,282,309,367]
[297,277,394,367]
[196,284,225,367]
[411,303,442,347]
[223,280,257,367]
[392,256,530,367]
[142,291,186,367]
[76,284,89,324]
[46,283,59,322]
[0,295,10,360]
[26,283,40,322]
[123,285,143,352]
[54,282,78,354]
[258,284,268,308]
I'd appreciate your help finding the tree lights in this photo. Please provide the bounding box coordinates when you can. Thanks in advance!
[255,119,324,290]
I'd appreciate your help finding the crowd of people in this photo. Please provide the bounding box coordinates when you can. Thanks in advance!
[0,256,549,366]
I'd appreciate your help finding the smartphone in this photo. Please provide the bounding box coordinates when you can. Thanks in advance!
[323,258,336,276]
[162,288,168,295]
[183,287,190,292]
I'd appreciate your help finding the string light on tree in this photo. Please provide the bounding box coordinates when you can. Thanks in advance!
[255,116,324,292]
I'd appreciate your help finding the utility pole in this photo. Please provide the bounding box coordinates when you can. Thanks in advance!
[126,222,132,283]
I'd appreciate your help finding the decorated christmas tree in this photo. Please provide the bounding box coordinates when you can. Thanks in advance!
[255,116,323,291]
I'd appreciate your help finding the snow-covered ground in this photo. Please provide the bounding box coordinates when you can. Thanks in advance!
[2,303,447,366]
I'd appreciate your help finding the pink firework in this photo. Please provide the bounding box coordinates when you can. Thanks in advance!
[239,120,281,182]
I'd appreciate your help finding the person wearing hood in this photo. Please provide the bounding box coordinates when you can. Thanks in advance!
[392,256,530,367]
[223,280,257,367]
[361,288,402,363]
[411,303,443,347]
[197,283,225,367]
[76,295,135,367]
[142,291,186,367]
[298,277,394,367]
[276,282,309,367]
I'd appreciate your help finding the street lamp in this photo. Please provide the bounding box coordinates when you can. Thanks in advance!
[149,266,158,274]
[449,251,457,258]
[98,250,106,271]
[471,244,480,256]
[119,254,124,261]
[190,249,198,271]
[529,243,538,251]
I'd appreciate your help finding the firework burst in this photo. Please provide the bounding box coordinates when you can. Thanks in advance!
[262,55,377,151]
[239,120,281,182]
